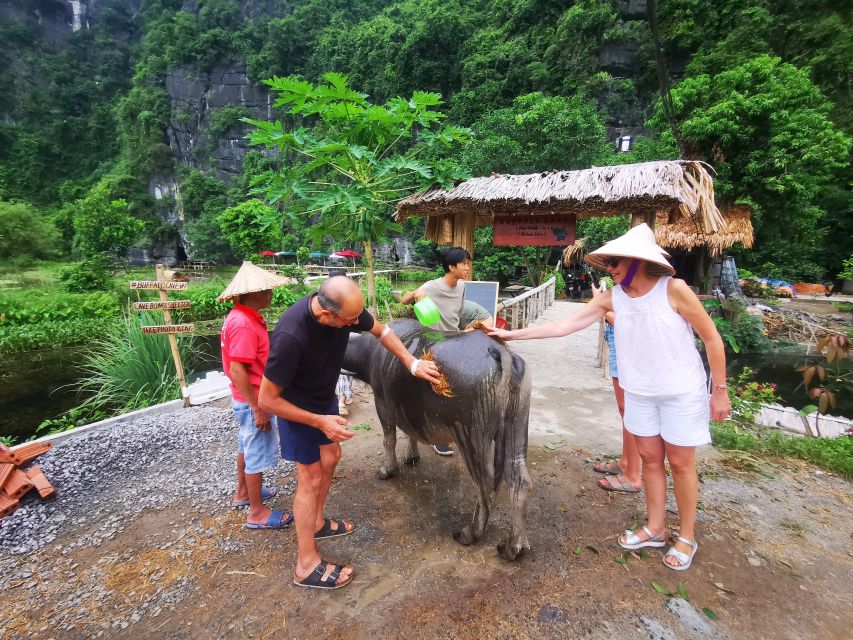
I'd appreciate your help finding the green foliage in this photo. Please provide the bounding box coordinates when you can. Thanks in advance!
[839,255,853,281]
[0,317,116,355]
[701,299,770,353]
[271,285,309,311]
[412,238,438,265]
[0,201,59,260]
[398,268,441,282]
[726,367,782,422]
[71,183,145,259]
[174,279,232,322]
[577,216,632,253]
[462,92,610,175]
[245,72,472,311]
[710,421,853,479]
[650,55,851,280]
[0,289,119,325]
[217,199,284,258]
[182,211,237,262]
[73,312,196,417]
[361,275,394,308]
[208,105,251,136]
[57,254,115,293]
[179,169,228,221]
[472,226,525,284]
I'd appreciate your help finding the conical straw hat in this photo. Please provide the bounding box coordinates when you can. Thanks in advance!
[218,261,293,301]
[585,223,675,276]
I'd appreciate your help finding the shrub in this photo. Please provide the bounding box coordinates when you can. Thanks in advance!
[361,275,393,308]
[57,253,115,292]
[217,199,284,258]
[0,289,119,325]
[74,312,197,416]
[0,317,117,354]
[0,200,59,260]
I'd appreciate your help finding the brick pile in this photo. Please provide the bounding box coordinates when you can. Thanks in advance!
[0,442,54,518]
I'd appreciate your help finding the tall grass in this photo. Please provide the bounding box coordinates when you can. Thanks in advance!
[78,312,196,415]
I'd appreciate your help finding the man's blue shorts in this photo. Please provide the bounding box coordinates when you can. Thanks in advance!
[233,401,280,475]
[278,398,338,465]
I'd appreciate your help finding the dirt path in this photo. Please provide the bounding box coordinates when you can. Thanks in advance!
[3,301,851,639]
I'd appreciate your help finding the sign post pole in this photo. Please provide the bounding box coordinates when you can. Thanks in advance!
[155,264,191,407]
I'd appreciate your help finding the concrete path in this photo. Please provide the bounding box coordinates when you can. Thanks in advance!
[506,300,624,455]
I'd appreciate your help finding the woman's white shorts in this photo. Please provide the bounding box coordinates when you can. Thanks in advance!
[623,383,711,447]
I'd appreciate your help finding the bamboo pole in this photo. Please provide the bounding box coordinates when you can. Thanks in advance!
[155,264,190,407]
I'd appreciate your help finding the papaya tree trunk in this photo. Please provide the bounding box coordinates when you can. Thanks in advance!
[363,239,377,317]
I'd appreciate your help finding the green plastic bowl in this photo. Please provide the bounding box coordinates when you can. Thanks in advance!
[414,296,440,326]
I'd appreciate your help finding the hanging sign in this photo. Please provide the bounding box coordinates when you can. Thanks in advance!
[133,300,192,310]
[141,324,195,335]
[493,215,576,246]
[129,280,189,290]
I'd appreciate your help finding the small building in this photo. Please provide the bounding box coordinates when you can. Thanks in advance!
[396,160,727,258]
[655,204,754,290]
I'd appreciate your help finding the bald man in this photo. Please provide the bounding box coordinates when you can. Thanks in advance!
[259,276,440,590]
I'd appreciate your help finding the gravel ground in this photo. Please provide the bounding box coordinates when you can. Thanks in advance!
[0,403,296,638]
[1,404,294,556]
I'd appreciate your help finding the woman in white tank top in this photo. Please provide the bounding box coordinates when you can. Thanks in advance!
[490,224,731,571]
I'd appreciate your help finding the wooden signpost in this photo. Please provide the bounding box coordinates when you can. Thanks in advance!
[130,264,193,407]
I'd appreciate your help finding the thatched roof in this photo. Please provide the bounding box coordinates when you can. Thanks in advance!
[398,160,725,233]
[561,238,587,266]
[655,204,754,256]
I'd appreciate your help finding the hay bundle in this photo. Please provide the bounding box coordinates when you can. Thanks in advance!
[656,204,754,256]
[561,238,587,266]
[420,349,454,397]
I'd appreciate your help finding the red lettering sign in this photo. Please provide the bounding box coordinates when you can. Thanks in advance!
[493,215,576,246]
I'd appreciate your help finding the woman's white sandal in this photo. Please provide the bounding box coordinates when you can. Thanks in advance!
[618,525,667,550]
[663,535,698,571]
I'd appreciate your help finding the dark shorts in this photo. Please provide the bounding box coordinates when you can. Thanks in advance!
[278,398,338,465]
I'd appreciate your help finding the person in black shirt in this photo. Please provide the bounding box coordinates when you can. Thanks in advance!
[259,276,440,590]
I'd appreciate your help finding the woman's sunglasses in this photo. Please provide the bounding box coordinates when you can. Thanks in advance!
[602,257,622,268]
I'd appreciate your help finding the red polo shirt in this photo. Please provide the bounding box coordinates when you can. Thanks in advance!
[221,302,269,403]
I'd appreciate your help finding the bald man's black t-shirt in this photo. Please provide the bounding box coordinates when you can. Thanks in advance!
[264,293,374,413]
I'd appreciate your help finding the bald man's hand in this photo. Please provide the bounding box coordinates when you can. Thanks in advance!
[413,359,442,385]
[316,414,354,443]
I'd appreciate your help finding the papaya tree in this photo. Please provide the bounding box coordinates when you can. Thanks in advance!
[243,72,471,315]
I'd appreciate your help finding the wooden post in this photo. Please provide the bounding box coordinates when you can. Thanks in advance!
[155,264,191,407]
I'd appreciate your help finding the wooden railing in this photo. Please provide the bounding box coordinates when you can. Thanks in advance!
[497,277,556,330]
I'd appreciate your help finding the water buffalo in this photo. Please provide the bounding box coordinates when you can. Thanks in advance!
[342,319,532,560]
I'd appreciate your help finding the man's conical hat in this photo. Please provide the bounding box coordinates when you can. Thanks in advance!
[218,261,292,301]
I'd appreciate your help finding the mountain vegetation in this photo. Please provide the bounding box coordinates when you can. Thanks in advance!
[0,0,850,281]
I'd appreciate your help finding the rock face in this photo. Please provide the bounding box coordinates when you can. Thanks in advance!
[165,64,272,183]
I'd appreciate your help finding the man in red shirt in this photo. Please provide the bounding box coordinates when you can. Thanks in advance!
[220,262,293,529]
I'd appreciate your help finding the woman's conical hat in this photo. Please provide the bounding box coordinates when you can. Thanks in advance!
[585,223,675,276]
[218,261,293,301]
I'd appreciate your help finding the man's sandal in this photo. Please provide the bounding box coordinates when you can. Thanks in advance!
[593,460,621,475]
[618,525,668,550]
[598,474,641,493]
[293,561,354,590]
[663,535,698,571]
[314,518,355,539]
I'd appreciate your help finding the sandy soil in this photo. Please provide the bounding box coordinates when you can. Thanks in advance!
[3,302,852,639]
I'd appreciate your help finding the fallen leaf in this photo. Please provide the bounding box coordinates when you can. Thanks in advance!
[678,584,689,600]
[573,546,582,556]
[703,607,717,620]
[651,581,673,596]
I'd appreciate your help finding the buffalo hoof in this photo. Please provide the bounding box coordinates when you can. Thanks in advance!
[453,527,479,546]
[496,538,530,561]
[403,454,420,466]
[377,465,400,480]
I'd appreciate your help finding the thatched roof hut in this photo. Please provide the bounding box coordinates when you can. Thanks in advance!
[655,204,754,256]
[397,161,725,247]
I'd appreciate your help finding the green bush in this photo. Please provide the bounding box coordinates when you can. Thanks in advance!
[0,201,59,260]
[361,275,393,307]
[72,312,197,417]
[0,290,119,325]
[173,279,232,322]
[57,254,115,292]
[0,317,117,354]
